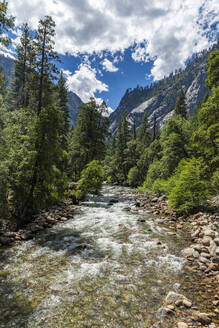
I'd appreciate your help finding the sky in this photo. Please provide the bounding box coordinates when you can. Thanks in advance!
[3,0,219,110]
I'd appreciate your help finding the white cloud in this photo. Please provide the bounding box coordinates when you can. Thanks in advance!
[65,63,108,102]
[102,58,118,72]
[7,0,219,80]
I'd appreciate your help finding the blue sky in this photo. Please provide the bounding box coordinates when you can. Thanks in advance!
[58,48,154,109]
[3,0,219,110]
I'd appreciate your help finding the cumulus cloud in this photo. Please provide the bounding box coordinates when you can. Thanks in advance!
[64,63,108,102]
[102,58,118,72]
[8,0,219,80]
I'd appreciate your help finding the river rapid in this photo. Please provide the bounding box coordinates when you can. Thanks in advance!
[0,185,191,328]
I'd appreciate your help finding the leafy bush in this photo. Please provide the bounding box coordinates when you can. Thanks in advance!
[127,166,141,187]
[168,157,209,214]
[211,169,219,195]
[76,160,104,199]
[143,160,163,189]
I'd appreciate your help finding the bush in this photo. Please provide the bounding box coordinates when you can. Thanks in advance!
[76,160,104,199]
[168,157,209,214]
[211,169,219,195]
[127,166,141,187]
[143,160,163,189]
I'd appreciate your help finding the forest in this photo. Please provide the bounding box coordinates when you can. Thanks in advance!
[0,1,218,234]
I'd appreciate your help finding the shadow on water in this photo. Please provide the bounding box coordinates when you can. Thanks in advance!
[0,266,34,328]
[34,227,107,259]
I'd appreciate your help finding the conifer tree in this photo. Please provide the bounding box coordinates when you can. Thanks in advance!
[0,1,14,46]
[13,23,35,108]
[114,110,131,182]
[19,16,67,218]
[57,70,70,134]
[34,15,59,114]
[137,112,151,146]
[174,89,187,118]
[69,99,109,180]
[206,50,219,89]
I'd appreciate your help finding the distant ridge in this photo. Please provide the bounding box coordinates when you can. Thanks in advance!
[109,41,219,135]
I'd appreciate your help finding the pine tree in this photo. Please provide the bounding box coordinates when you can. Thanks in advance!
[137,112,151,146]
[19,16,67,218]
[114,110,131,183]
[206,50,219,89]
[34,15,59,114]
[174,89,187,118]
[57,70,70,134]
[69,99,109,180]
[0,1,14,46]
[13,23,35,108]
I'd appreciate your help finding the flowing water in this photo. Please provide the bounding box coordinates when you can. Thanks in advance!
[0,185,191,328]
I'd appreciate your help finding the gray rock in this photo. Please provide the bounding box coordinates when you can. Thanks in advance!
[202,236,212,246]
[20,232,33,240]
[197,312,211,324]
[177,323,188,328]
[182,299,192,308]
[203,228,215,238]
[214,237,219,246]
[209,240,217,256]
[165,291,190,306]
[200,252,211,258]
[191,229,200,238]
[199,256,210,264]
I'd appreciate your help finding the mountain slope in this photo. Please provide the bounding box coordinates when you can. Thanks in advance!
[109,41,219,134]
[0,55,82,125]
[68,91,83,125]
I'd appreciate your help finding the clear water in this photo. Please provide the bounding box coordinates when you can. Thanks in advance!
[0,185,189,328]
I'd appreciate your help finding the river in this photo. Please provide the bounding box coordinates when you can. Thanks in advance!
[0,185,192,327]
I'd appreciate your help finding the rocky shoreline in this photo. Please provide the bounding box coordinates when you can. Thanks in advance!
[0,190,218,327]
[0,200,76,246]
[130,193,219,328]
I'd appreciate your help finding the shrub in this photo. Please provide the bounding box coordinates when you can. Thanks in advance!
[127,166,141,187]
[76,160,104,200]
[143,160,163,189]
[168,157,209,214]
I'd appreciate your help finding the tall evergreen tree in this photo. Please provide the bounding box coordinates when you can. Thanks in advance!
[57,70,70,134]
[137,112,151,146]
[13,23,35,108]
[114,110,131,182]
[0,1,14,46]
[174,89,187,118]
[69,99,109,180]
[34,15,59,114]
[19,16,67,218]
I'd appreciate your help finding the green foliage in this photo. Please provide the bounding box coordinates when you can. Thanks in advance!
[168,158,209,214]
[68,99,109,180]
[0,99,9,219]
[159,115,192,178]
[206,50,219,89]
[0,1,14,47]
[12,23,35,109]
[174,89,187,118]
[192,86,219,175]
[76,160,104,200]
[211,169,219,195]
[57,71,70,135]
[127,166,140,187]
[137,112,151,146]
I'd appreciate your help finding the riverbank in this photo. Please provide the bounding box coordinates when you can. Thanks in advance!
[130,192,219,327]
